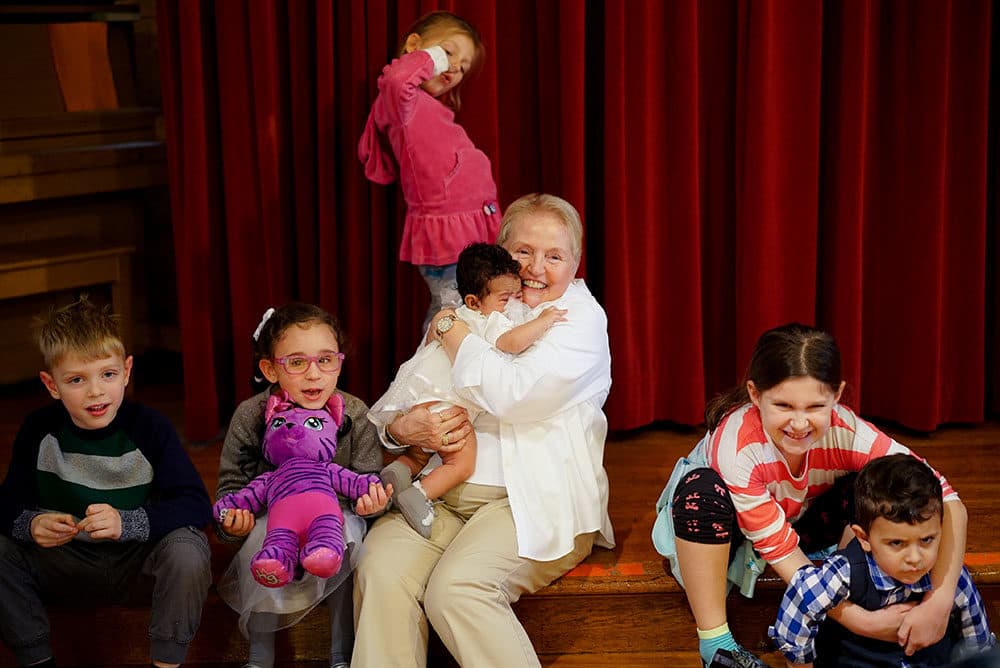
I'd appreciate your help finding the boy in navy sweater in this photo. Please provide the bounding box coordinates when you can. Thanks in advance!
[0,296,212,668]
[769,454,995,667]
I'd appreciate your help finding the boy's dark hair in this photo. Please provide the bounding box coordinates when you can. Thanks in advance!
[250,303,346,392]
[704,322,842,430]
[456,242,521,300]
[36,294,124,369]
[853,454,944,533]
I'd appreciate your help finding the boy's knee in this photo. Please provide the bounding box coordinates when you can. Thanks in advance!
[0,534,22,560]
[154,527,211,581]
[0,534,32,576]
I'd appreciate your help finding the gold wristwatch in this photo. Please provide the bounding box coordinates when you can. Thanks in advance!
[434,314,457,337]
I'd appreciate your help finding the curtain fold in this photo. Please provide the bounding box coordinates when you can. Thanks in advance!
[816,0,873,410]
[848,1,990,428]
[158,0,226,440]
[734,0,823,359]
[159,0,997,441]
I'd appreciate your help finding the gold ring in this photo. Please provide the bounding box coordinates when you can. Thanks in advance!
[442,433,450,447]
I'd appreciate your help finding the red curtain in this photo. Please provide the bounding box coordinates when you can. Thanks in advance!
[159,0,998,441]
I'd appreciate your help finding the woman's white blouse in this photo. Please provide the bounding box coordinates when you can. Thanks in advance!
[452,279,615,561]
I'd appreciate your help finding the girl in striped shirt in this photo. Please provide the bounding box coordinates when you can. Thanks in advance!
[652,323,968,668]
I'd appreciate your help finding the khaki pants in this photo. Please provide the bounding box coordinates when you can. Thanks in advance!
[352,482,596,667]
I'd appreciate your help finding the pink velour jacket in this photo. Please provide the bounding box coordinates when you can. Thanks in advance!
[359,48,501,266]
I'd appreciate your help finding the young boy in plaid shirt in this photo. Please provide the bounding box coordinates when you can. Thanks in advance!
[769,454,995,667]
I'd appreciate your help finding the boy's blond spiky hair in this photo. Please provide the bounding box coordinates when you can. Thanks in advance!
[36,295,125,369]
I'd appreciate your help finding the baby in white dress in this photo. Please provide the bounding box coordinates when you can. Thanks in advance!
[369,242,567,537]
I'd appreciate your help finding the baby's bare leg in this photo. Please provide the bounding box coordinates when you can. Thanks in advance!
[380,448,429,499]
[399,447,431,475]
[414,431,478,500]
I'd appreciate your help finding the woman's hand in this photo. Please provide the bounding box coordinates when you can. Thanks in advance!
[388,402,472,454]
[219,508,256,538]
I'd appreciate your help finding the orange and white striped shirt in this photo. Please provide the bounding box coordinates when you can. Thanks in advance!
[698,403,957,564]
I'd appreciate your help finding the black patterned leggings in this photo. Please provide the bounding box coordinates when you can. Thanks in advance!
[670,467,857,556]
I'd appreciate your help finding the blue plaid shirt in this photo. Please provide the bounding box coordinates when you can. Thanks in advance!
[768,551,995,665]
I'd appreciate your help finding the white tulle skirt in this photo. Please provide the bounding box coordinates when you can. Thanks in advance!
[216,509,366,636]
[367,340,466,432]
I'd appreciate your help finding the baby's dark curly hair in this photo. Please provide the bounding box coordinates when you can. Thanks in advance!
[456,242,521,301]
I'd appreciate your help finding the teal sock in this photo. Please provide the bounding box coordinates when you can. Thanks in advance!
[698,624,737,666]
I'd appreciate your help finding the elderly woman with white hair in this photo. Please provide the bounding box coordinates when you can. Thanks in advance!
[352,192,614,667]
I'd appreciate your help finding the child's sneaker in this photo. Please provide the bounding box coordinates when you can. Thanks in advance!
[705,647,772,668]
[396,484,435,539]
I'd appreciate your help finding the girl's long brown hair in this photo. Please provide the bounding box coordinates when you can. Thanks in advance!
[704,323,842,430]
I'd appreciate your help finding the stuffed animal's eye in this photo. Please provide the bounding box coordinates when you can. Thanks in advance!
[270,417,286,430]
[304,416,326,430]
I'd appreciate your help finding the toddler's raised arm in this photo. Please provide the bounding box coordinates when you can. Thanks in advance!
[495,306,568,355]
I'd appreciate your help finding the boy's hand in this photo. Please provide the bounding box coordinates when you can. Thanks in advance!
[76,503,122,541]
[356,482,392,517]
[218,508,255,538]
[30,512,78,547]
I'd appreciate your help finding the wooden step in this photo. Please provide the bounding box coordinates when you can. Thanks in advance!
[0,590,784,667]
[2,545,997,667]
[70,658,792,668]
[9,582,998,666]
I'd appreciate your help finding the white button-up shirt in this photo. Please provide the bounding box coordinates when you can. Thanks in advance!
[452,279,614,561]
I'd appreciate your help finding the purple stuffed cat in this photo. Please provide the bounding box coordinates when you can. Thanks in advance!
[213,391,381,588]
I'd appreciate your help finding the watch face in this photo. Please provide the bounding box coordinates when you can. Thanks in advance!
[436,316,454,334]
